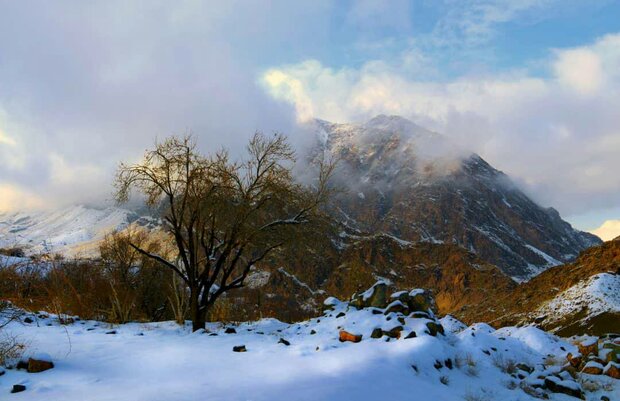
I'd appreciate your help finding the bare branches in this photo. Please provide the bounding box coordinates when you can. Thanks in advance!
[114,132,335,330]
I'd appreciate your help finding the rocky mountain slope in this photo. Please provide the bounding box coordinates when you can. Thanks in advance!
[472,237,620,336]
[311,115,600,281]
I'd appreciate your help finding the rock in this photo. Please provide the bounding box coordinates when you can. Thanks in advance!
[336,312,346,318]
[225,327,237,334]
[600,348,617,363]
[404,331,417,339]
[339,330,362,343]
[601,396,610,401]
[11,384,26,394]
[15,360,29,370]
[105,330,117,335]
[278,338,290,346]
[27,358,54,373]
[445,358,453,369]
[383,326,403,339]
[232,345,247,352]
[406,289,436,314]
[566,352,583,368]
[581,360,604,375]
[425,321,445,337]
[409,311,431,319]
[23,317,33,324]
[516,363,534,374]
[370,328,383,339]
[543,376,584,399]
[350,282,388,309]
[0,369,4,376]
[310,330,316,335]
[384,300,408,315]
[603,361,620,379]
[578,338,598,357]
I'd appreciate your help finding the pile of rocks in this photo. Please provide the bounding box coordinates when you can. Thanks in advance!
[566,336,620,379]
[326,281,445,343]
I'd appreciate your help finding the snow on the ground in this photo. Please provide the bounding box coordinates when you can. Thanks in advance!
[535,273,620,325]
[1,304,618,401]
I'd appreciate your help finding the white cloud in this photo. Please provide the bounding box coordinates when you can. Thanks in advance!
[0,184,44,212]
[590,220,620,241]
[262,32,620,216]
[554,48,603,94]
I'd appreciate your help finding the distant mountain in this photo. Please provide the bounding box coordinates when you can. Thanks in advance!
[310,115,600,281]
[0,205,157,257]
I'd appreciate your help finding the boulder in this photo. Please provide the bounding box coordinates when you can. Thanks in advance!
[339,330,362,343]
[225,327,237,334]
[232,345,247,352]
[603,362,620,379]
[425,321,445,337]
[543,376,584,399]
[350,282,388,309]
[406,289,437,314]
[581,361,604,375]
[384,300,408,315]
[577,338,598,357]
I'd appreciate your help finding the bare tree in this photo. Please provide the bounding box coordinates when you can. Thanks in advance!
[115,133,334,331]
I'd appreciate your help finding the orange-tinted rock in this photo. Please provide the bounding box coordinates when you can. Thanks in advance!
[603,362,620,379]
[339,330,362,343]
[581,361,604,375]
[578,339,598,357]
[27,358,54,373]
[566,352,582,368]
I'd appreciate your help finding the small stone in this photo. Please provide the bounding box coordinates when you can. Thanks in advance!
[278,338,290,346]
[339,330,362,343]
[444,359,453,369]
[232,345,246,352]
[23,317,33,324]
[383,326,403,339]
[336,312,346,318]
[371,328,383,339]
[105,330,117,335]
[404,331,417,339]
[27,358,54,373]
[11,385,26,393]
[310,330,316,335]
[225,327,237,334]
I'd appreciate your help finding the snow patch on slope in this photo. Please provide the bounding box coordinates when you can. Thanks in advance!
[0,205,137,257]
[535,273,620,324]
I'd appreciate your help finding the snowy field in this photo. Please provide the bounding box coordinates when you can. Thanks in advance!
[1,301,617,401]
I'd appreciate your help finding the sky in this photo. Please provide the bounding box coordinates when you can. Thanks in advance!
[0,0,619,239]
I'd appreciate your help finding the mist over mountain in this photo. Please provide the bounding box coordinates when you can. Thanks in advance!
[307,115,601,281]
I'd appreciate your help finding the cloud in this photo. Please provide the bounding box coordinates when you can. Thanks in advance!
[590,220,620,241]
[0,1,337,211]
[262,33,620,216]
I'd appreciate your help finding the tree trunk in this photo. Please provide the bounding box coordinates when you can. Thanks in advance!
[189,288,206,331]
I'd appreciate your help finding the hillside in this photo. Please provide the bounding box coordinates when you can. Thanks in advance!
[472,237,620,335]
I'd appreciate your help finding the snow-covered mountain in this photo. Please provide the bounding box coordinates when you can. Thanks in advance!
[0,205,150,257]
[310,115,601,281]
